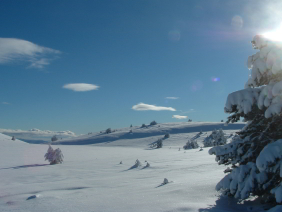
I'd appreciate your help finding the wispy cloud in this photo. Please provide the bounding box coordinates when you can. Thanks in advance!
[2,102,10,105]
[0,38,60,68]
[165,97,179,100]
[0,128,76,141]
[172,115,188,119]
[132,103,176,111]
[63,83,100,92]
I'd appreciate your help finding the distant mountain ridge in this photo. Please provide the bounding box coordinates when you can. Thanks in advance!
[54,122,245,145]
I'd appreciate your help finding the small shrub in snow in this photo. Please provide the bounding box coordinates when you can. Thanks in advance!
[51,135,58,142]
[131,159,142,168]
[44,145,64,165]
[11,136,15,140]
[106,128,111,134]
[120,161,122,164]
[163,178,168,184]
[129,129,132,133]
[141,124,146,128]
[150,120,157,126]
[183,140,199,149]
[145,162,150,168]
[130,124,132,128]
[188,119,192,122]
[164,133,170,139]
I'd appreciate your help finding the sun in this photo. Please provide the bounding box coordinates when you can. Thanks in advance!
[263,24,282,41]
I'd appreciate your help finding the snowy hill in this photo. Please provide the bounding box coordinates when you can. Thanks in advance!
[55,122,244,145]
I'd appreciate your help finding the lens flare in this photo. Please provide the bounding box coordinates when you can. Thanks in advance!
[168,30,181,42]
[231,15,243,29]
[191,80,203,91]
[211,77,220,82]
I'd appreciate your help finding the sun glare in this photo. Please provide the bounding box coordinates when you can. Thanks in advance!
[263,24,282,41]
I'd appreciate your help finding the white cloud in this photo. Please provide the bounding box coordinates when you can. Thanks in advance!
[0,128,76,141]
[0,38,60,68]
[172,115,188,119]
[63,83,100,92]
[132,103,176,111]
[165,97,179,100]
[2,102,10,105]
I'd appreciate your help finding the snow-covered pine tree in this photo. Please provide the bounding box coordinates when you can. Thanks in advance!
[44,145,54,163]
[183,140,199,149]
[51,135,58,142]
[44,145,64,165]
[203,129,227,147]
[156,139,163,148]
[203,130,217,147]
[150,120,157,125]
[51,148,64,164]
[164,133,170,139]
[213,129,227,146]
[209,35,282,204]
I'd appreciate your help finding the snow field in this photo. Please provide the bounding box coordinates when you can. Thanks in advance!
[0,130,236,212]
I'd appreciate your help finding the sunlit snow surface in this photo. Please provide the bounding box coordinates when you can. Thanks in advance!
[0,123,272,212]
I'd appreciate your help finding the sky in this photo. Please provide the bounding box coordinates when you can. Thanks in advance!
[1,0,282,136]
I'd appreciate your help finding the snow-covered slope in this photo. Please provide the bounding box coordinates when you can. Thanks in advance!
[2,123,273,212]
[55,122,244,145]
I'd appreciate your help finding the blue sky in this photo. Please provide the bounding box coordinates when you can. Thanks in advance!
[1,0,281,135]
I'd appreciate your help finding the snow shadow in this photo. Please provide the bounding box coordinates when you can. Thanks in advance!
[155,181,172,188]
[126,164,141,171]
[198,196,267,212]
[0,164,49,170]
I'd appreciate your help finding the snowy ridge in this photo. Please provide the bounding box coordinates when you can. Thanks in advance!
[54,122,244,145]
[0,133,26,146]
[0,128,76,142]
